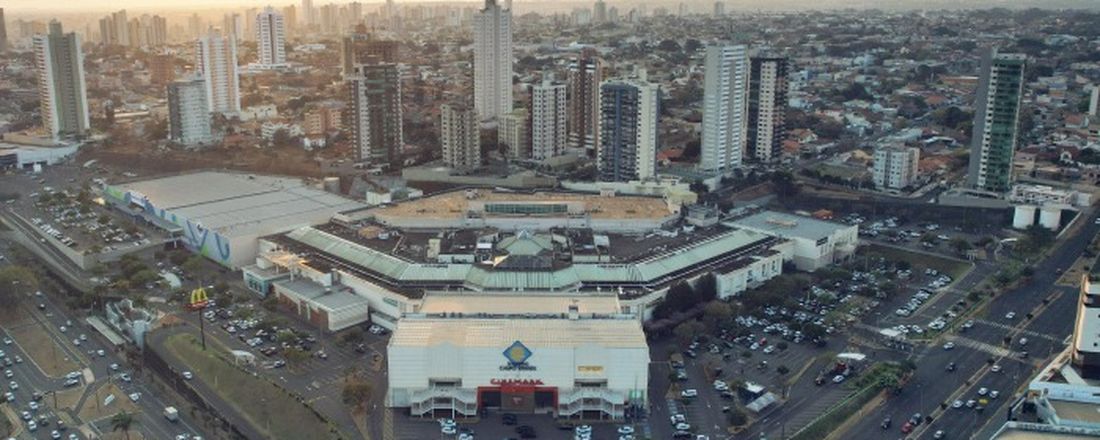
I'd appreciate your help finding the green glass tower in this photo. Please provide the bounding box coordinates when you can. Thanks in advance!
[967,48,1026,193]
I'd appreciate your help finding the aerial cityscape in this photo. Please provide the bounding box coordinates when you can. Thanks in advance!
[0,1,1099,440]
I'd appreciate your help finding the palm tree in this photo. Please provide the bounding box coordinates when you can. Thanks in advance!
[111,411,136,440]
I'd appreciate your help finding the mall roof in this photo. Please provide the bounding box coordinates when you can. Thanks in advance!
[283,225,779,291]
[111,171,365,237]
[365,189,672,220]
[390,317,647,349]
[273,278,371,311]
[728,210,853,241]
[418,294,622,315]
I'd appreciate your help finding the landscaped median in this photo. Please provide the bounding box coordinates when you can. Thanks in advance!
[788,362,914,440]
[160,333,346,440]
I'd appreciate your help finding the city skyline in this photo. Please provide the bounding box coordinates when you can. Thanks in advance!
[4,0,1100,14]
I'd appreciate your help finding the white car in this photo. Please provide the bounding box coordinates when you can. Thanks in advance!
[109,363,119,371]
[9,380,18,390]
[128,392,141,402]
[96,350,105,357]
[182,371,194,380]
[952,400,963,409]
[675,422,692,431]
[942,342,955,350]
[680,389,698,398]
[990,390,1000,399]
[618,426,635,435]
[59,326,67,333]
[832,375,845,383]
[29,401,39,411]
[441,425,456,435]
[2,338,11,345]
[3,369,11,378]
[71,339,80,346]
[27,420,37,432]
[991,365,1002,373]
[978,387,989,396]
[1005,312,1016,320]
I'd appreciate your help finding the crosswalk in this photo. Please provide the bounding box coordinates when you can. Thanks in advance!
[971,319,1063,343]
[943,335,1013,357]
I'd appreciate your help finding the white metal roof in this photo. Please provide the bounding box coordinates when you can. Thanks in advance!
[390,318,647,349]
[117,172,365,238]
[419,294,622,315]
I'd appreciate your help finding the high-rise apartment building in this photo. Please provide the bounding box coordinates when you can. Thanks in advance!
[168,76,213,146]
[0,8,7,52]
[499,109,530,160]
[440,103,481,168]
[340,33,399,76]
[530,77,567,160]
[747,56,789,162]
[594,0,608,23]
[701,44,749,173]
[714,2,725,16]
[34,21,89,140]
[282,6,297,34]
[568,48,605,155]
[301,0,315,27]
[149,54,176,86]
[255,7,287,68]
[223,13,243,42]
[966,49,1026,193]
[348,63,403,168]
[98,11,125,46]
[1090,86,1099,117]
[473,0,513,120]
[245,8,260,42]
[112,10,130,46]
[305,105,342,136]
[1073,275,1100,379]
[195,32,241,115]
[598,78,659,182]
[872,146,920,190]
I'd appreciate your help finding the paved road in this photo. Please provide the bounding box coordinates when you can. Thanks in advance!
[1,238,203,440]
[843,208,1099,440]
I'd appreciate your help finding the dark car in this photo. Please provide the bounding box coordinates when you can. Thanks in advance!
[503,414,517,425]
[515,425,536,438]
[946,362,956,372]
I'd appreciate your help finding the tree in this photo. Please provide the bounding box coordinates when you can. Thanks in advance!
[683,39,703,53]
[111,411,137,440]
[657,39,681,52]
[951,238,973,254]
[182,255,206,276]
[673,321,706,344]
[727,407,748,427]
[0,266,39,297]
[145,118,168,141]
[284,346,310,368]
[342,381,373,410]
[702,301,733,331]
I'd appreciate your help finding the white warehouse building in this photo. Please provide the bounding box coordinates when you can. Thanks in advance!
[728,210,858,271]
[103,171,365,268]
[387,295,649,420]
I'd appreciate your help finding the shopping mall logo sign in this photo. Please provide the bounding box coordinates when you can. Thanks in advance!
[500,340,536,371]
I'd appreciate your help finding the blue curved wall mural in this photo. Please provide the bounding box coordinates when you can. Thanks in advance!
[104,185,233,266]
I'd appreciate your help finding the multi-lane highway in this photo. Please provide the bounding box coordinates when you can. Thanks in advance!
[0,246,203,440]
[844,209,1098,440]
